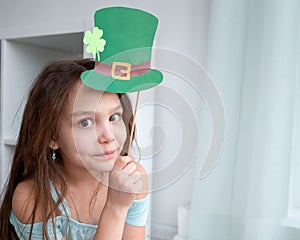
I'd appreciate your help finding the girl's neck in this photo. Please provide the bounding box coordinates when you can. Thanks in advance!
[62,169,109,225]
[62,165,109,190]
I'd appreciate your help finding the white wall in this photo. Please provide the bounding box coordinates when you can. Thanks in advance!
[230,0,300,239]
[150,0,210,234]
[0,0,210,236]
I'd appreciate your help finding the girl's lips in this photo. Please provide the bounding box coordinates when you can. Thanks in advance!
[96,149,118,159]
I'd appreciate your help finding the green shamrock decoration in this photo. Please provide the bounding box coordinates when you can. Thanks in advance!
[83,27,106,61]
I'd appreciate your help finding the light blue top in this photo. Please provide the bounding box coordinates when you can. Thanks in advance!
[10,183,149,239]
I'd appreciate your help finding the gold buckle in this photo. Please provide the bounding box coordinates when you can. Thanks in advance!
[111,62,131,80]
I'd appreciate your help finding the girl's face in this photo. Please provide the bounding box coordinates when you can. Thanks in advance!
[55,83,127,173]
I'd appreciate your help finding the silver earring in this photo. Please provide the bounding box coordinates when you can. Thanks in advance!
[52,149,56,160]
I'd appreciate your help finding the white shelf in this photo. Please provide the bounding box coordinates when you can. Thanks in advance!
[3,138,17,147]
[12,32,83,54]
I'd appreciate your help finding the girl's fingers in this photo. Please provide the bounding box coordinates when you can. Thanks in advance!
[109,155,143,193]
[114,156,134,169]
[133,180,143,192]
[129,171,141,183]
[123,162,137,174]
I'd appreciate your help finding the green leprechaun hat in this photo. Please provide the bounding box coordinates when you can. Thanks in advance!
[81,6,163,93]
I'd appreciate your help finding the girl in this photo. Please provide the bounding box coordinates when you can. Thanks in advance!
[0,59,149,239]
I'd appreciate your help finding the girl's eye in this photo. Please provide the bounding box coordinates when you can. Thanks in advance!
[109,113,121,122]
[79,119,93,128]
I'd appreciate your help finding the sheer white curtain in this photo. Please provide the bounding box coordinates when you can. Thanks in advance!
[188,0,300,239]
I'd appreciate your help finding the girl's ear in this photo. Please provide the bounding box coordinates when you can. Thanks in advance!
[48,140,59,150]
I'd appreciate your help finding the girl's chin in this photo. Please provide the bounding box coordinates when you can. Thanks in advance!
[88,166,113,180]
[91,160,116,173]
[80,155,118,175]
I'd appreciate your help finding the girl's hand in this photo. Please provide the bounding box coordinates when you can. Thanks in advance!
[106,156,143,209]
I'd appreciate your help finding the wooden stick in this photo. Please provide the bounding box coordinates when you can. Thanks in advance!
[127,91,140,155]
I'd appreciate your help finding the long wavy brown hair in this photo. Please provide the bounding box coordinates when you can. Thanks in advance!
[0,59,135,239]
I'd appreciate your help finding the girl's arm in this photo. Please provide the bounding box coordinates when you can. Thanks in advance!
[94,200,129,239]
[94,156,148,240]
[122,163,148,240]
[122,224,146,240]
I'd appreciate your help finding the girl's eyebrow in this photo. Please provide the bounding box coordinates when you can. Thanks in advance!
[113,105,123,112]
[70,111,95,118]
[70,105,123,118]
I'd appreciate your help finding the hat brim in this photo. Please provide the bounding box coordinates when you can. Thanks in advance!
[81,69,163,93]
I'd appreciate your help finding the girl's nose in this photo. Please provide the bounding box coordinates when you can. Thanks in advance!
[97,123,115,144]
